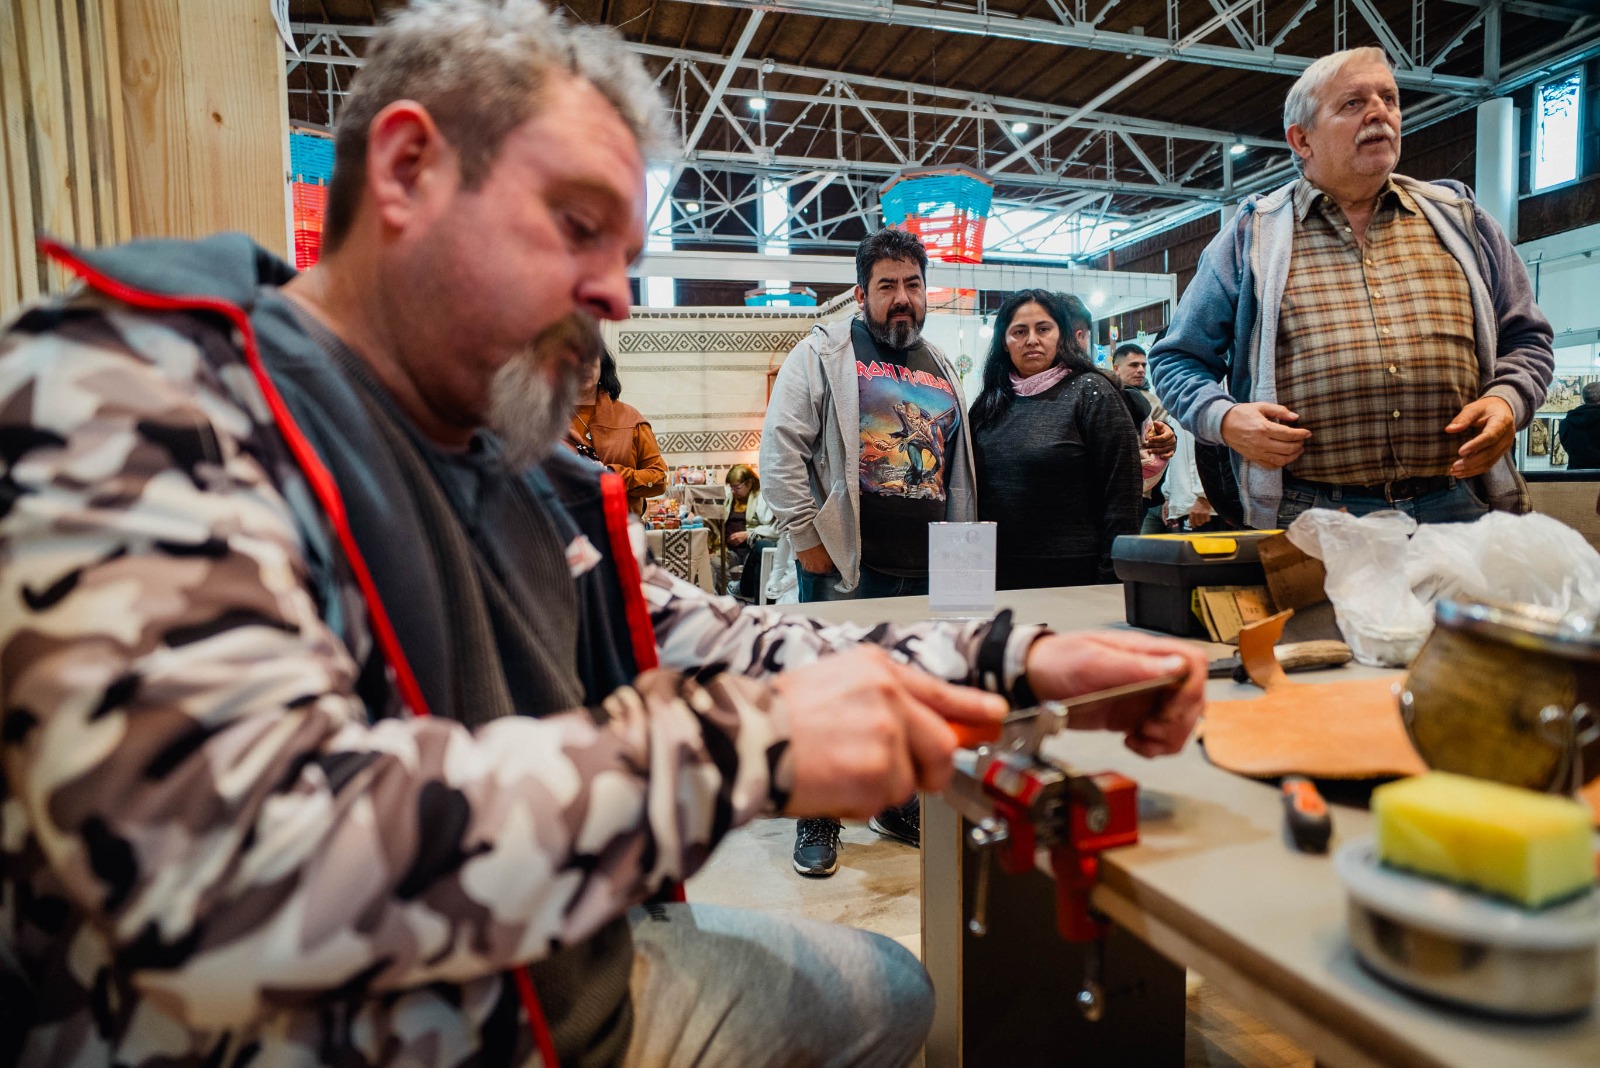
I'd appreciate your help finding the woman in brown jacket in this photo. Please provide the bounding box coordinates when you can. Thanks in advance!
[569,344,669,513]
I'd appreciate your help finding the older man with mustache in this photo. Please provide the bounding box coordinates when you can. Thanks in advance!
[1150,46,1554,529]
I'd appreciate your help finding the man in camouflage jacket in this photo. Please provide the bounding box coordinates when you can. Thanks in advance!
[0,3,1209,1066]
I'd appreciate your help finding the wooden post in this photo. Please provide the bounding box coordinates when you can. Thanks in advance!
[1,0,134,313]
[116,0,289,255]
[1,0,286,319]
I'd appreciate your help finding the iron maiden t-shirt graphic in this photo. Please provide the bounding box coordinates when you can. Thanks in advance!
[857,353,959,502]
[850,318,962,576]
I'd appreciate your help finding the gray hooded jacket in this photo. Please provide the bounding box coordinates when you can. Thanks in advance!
[759,315,977,593]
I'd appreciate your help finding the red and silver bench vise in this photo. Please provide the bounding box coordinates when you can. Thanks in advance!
[943,698,1142,1019]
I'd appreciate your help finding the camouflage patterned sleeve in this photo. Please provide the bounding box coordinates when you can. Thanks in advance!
[0,307,790,1027]
[642,564,1047,700]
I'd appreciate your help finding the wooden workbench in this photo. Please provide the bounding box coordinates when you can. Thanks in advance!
[794,585,1600,1068]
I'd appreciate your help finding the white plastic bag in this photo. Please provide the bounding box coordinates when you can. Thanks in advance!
[1287,509,1600,667]
[1286,510,1431,666]
[1405,511,1600,616]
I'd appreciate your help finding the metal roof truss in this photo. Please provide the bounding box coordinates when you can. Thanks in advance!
[288,1,1600,261]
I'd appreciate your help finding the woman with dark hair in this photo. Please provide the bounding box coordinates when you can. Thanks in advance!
[970,289,1142,589]
[568,344,668,513]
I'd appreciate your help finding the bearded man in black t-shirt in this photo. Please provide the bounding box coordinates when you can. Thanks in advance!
[759,227,981,875]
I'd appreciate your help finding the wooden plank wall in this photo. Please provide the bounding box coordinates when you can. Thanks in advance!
[1,0,131,317]
[1,0,288,321]
[115,0,289,258]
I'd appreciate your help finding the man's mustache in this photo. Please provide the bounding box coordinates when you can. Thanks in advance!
[532,312,603,369]
[1357,122,1396,145]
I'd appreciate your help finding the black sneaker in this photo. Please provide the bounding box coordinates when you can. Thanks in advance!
[792,817,842,877]
[869,798,920,847]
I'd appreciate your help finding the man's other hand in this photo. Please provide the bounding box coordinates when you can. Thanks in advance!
[728,530,749,547]
[1144,420,1177,459]
[776,648,1007,817]
[795,544,835,574]
[1220,402,1311,468]
[1023,631,1209,758]
[1446,395,1515,478]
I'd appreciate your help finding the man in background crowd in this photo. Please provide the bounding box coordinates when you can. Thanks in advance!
[1151,46,1553,528]
[761,228,977,875]
[1113,342,1151,394]
[1113,341,1174,531]
[1561,382,1600,469]
[1068,298,1176,469]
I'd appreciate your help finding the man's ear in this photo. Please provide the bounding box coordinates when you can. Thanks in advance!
[365,100,454,234]
[854,283,866,308]
[1286,123,1312,163]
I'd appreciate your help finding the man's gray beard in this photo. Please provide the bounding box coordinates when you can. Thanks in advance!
[487,353,579,470]
[865,311,923,351]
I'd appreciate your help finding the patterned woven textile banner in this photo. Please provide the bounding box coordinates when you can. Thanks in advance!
[644,528,714,592]
[604,309,845,470]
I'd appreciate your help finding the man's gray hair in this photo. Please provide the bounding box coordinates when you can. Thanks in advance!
[324,0,673,251]
[1283,46,1392,173]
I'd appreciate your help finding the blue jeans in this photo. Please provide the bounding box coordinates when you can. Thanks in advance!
[626,903,932,1067]
[796,563,929,602]
[1276,476,1489,528]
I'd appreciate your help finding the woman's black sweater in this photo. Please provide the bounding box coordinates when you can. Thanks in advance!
[971,371,1143,588]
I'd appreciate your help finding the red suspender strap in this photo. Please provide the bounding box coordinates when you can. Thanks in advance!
[599,472,659,672]
[598,474,684,904]
[512,966,561,1066]
[39,240,562,1067]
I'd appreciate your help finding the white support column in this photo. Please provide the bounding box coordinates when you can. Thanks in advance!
[1475,97,1517,243]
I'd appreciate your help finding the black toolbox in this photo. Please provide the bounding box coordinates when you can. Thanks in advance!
[1110,531,1281,638]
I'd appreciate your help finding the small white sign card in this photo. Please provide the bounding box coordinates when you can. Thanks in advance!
[927,521,996,616]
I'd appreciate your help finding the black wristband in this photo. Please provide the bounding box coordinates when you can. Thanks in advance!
[1011,661,1039,709]
[977,608,1049,706]
[976,608,1011,691]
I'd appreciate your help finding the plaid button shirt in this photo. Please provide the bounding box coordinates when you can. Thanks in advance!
[1276,178,1479,485]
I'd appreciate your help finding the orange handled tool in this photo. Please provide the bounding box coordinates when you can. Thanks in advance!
[950,720,1004,748]
[949,670,1189,753]
[1280,774,1332,853]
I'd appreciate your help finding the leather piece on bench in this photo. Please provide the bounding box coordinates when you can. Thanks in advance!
[1201,610,1427,780]
[1202,611,1600,824]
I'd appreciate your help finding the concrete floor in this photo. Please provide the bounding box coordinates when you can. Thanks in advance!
[686,816,1312,1068]
[688,817,922,954]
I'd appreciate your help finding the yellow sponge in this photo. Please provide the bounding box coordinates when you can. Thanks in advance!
[1373,772,1596,908]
